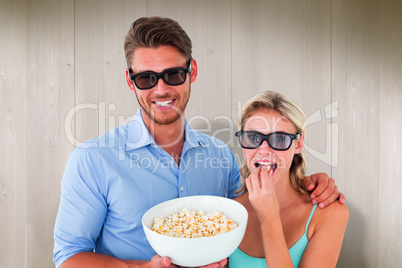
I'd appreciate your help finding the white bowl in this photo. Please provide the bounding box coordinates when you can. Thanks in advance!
[142,195,248,267]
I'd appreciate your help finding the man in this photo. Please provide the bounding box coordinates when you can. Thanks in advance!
[53,17,344,268]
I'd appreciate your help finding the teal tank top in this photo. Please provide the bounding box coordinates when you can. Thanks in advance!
[229,204,317,268]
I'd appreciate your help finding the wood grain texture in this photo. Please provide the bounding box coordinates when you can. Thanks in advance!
[231,0,333,176]
[332,0,381,267]
[24,0,75,267]
[147,0,233,147]
[74,0,146,145]
[74,0,105,144]
[378,0,402,266]
[0,0,28,267]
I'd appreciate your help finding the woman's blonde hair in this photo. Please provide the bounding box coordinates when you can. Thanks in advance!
[237,91,308,194]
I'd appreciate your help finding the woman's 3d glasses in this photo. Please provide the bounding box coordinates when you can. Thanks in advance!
[235,131,300,150]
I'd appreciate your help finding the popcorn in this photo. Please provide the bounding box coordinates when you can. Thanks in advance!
[151,208,238,238]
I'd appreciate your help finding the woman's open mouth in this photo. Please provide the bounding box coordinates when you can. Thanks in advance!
[254,161,278,171]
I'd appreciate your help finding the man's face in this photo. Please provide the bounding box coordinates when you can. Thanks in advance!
[126,46,197,126]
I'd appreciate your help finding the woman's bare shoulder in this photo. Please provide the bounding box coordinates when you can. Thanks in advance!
[307,202,349,239]
[325,202,349,218]
[313,202,349,227]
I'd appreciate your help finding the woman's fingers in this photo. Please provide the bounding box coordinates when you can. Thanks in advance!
[260,166,270,189]
[247,166,275,195]
[246,167,262,193]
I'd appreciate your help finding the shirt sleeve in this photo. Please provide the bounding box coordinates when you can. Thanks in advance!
[226,147,242,199]
[53,147,107,267]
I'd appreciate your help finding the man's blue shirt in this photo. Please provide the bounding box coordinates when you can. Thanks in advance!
[53,110,241,267]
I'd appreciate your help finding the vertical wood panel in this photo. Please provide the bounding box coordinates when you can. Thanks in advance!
[300,0,333,177]
[147,0,233,148]
[330,2,350,266]
[25,0,75,267]
[74,0,147,145]
[378,0,402,266]
[75,0,104,144]
[26,0,58,264]
[101,0,146,128]
[231,0,332,176]
[59,0,76,163]
[0,0,28,267]
[332,0,380,267]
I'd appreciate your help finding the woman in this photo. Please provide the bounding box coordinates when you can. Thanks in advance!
[229,91,348,267]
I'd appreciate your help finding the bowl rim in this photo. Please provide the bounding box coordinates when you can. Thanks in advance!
[141,195,248,241]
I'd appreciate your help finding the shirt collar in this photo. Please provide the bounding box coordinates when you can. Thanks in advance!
[125,109,205,151]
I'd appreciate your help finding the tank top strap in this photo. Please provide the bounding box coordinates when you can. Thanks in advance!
[305,204,318,233]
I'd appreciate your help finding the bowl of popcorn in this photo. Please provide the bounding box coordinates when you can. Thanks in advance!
[142,195,248,267]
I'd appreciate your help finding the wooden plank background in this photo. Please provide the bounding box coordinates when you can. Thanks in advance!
[0,0,401,267]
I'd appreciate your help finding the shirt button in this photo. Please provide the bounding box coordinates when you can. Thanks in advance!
[170,161,174,165]
[180,187,184,192]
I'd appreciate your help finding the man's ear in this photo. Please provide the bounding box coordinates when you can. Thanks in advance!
[190,58,198,83]
[294,134,304,154]
[126,68,136,92]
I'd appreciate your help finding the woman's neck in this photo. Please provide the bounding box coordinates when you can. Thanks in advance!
[274,174,307,209]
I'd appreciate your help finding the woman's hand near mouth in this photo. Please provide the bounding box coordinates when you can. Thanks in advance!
[246,166,280,223]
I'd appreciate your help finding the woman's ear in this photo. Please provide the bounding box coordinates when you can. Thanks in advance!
[294,134,304,154]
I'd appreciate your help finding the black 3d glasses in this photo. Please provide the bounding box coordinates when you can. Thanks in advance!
[129,60,191,90]
[235,131,300,150]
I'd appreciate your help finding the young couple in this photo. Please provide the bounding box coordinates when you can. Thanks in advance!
[54,16,348,268]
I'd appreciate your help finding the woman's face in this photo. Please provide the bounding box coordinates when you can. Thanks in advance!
[242,109,304,183]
